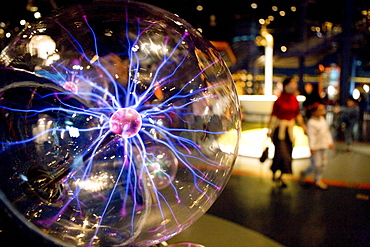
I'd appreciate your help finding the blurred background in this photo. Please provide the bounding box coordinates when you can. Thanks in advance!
[1,0,370,107]
[2,0,370,144]
[1,1,370,246]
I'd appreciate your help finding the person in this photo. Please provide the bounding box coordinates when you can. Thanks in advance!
[300,103,335,190]
[302,82,322,120]
[301,82,323,182]
[267,77,307,188]
[335,97,360,151]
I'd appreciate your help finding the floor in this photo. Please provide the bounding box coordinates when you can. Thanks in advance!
[167,133,370,246]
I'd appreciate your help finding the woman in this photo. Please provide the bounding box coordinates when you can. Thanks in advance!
[268,77,307,188]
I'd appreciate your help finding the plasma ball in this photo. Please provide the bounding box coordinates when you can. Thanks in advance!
[109,108,142,138]
[0,1,241,246]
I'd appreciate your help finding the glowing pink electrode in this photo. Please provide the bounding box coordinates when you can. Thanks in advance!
[109,108,142,138]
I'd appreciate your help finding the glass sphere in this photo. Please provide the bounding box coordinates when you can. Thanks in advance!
[0,1,241,246]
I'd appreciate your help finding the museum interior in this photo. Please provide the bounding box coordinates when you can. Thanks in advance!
[0,0,369,246]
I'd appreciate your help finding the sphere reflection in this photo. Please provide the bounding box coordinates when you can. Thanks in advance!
[142,145,179,190]
[0,1,240,246]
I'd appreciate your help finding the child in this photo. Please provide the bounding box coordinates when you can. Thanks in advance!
[300,103,335,189]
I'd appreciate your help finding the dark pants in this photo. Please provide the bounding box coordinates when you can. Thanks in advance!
[270,128,293,174]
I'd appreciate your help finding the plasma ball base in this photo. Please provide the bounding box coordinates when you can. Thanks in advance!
[109,108,142,138]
